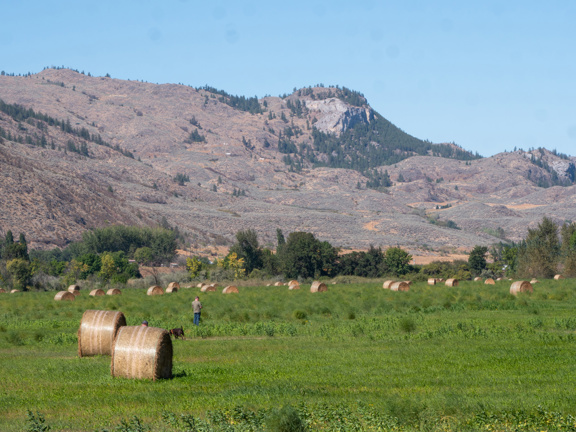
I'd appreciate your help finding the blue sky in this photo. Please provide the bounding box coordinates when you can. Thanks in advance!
[2,0,575,157]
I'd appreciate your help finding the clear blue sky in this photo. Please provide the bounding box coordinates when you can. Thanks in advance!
[2,0,575,157]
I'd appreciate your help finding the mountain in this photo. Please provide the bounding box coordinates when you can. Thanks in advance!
[0,68,575,254]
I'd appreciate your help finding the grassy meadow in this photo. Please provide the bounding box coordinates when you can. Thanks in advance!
[2,279,576,431]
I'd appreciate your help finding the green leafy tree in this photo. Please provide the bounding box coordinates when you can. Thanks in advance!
[384,247,412,276]
[561,222,576,277]
[229,229,263,273]
[134,247,154,265]
[516,217,560,278]
[281,232,337,279]
[468,246,488,275]
[6,258,33,290]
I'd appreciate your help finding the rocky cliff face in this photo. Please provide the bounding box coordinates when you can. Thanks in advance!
[305,98,372,134]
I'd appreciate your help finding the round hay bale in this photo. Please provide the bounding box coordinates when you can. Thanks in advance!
[107,288,122,295]
[78,310,127,357]
[496,277,503,281]
[68,285,81,296]
[288,281,300,290]
[111,326,172,380]
[166,283,179,293]
[445,278,459,287]
[222,285,239,294]
[427,278,436,285]
[484,278,495,285]
[310,281,327,293]
[147,285,164,296]
[530,279,539,284]
[554,274,564,280]
[266,283,272,286]
[196,283,204,288]
[201,284,216,292]
[166,282,180,293]
[54,291,75,301]
[89,289,105,296]
[0,288,5,293]
[10,289,20,294]
[474,277,482,281]
[383,280,395,289]
[510,280,533,295]
[390,281,410,291]
[274,282,283,286]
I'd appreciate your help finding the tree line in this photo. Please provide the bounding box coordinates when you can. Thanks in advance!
[0,225,177,290]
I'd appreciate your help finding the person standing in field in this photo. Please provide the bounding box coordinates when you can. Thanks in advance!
[192,296,202,326]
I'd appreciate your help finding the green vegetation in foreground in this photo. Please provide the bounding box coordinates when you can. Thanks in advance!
[2,280,576,431]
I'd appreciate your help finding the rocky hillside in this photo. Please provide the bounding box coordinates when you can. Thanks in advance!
[0,68,575,255]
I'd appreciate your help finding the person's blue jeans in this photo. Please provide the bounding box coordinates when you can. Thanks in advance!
[194,313,201,326]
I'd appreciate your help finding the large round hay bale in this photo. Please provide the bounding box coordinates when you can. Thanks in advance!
[554,274,564,280]
[484,278,495,285]
[166,282,180,293]
[427,278,436,286]
[68,285,81,296]
[166,283,179,293]
[310,281,327,293]
[111,326,172,380]
[383,280,395,289]
[445,278,459,287]
[288,281,300,290]
[274,282,283,286]
[107,288,122,295]
[10,289,20,294]
[510,280,533,295]
[201,284,216,292]
[390,281,410,291]
[89,289,105,296]
[147,285,164,296]
[222,285,239,294]
[78,310,126,357]
[54,291,75,301]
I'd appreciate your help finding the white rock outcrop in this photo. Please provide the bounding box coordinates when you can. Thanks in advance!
[305,98,372,135]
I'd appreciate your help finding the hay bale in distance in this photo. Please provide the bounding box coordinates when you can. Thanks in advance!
[274,282,283,286]
[166,282,179,293]
[390,281,410,291]
[554,274,564,280]
[201,284,216,292]
[474,277,482,282]
[166,283,179,293]
[310,281,328,293]
[68,285,81,296]
[10,289,19,294]
[78,310,126,357]
[383,280,395,289]
[288,281,300,290]
[147,285,164,296]
[54,291,75,301]
[0,288,5,293]
[107,288,121,295]
[111,326,172,380]
[196,283,204,288]
[222,285,239,294]
[510,280,533,295]
[89,289,105,296]
[427,278,436,286]
[484,278,495,285]
[445,279,459,287]
[530,279,539,284]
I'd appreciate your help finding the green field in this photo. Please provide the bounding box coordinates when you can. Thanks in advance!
[2,280,576,431]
